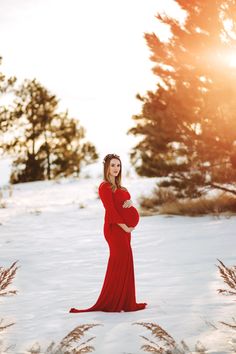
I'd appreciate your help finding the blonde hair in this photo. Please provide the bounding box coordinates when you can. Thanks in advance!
[102,154,127,192]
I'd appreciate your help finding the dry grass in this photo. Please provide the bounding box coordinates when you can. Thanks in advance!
[138,187,177,213]
[0,260,19,297]
[138,187,236,216]
[216,259,236,330]
[138,209,159,217]
[217,259,236,297]
[159,192,236,216]
[0,319,15,333]
[0,261,18,335]
[133,262,236,352]
[133,322,207,353]
[0,261,19,353]
[0,261,101,353]
[0,187,7,208]
[0,185,13,208]
[26,323,102,354]
[219,319,236,330]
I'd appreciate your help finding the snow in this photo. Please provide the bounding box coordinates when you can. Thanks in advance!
[0,164,236,353]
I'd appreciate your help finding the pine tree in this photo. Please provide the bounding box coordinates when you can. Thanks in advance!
[128,0,236,198]
[45,110,98,178]
[2,78,98,183]
[0,56,16,135]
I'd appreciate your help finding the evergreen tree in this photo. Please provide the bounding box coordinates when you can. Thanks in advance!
[2,78,98,183]
[0,56,16,135]
[128,0,236,198]
[45,110,97,178]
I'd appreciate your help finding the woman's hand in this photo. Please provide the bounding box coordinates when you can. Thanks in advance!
[124,224,135,233]
[117,223,135,233]
[122,199,133,208]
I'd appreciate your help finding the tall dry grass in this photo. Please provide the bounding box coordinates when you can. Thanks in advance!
[138,187,176,214]
[0,185,13,209]
[0,261,19,353]
[26,323,102,354]
[139,187,236,216]
[133,322,207,353]
[0,261,101,353]
[0,260,19,331]
[217,259,236,297]
[216,259,236,330]
[0,260,19,297]
[159,192,236,216]
[132,259,236,353]
[0,188,6,208]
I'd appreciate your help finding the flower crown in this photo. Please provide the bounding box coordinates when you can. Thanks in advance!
[103,153,120,164]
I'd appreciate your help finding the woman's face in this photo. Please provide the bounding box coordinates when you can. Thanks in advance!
[108,158,121,177]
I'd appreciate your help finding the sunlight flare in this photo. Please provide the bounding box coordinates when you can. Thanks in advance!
[228,53,236,67]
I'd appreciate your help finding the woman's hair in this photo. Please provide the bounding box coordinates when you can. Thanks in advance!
[102,153,127,192]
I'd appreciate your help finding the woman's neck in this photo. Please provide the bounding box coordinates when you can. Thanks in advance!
[109,176,115,184]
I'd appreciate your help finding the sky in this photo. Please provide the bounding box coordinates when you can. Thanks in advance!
[0,0,184,167]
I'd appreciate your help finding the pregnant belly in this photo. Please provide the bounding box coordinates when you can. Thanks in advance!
[119,206,140,227]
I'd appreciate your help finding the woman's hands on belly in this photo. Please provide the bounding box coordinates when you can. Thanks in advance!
[122,199,133,208]
[120,199,140,228]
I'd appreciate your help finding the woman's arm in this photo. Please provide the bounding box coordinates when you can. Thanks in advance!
[98,183,128,229]
[99,183,135,233]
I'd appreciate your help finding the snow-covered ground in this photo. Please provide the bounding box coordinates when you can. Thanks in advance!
[0,163,235,353]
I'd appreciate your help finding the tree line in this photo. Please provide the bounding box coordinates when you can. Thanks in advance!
[128,0,236,198]
[0,58,98,183]
[1,0,236,200]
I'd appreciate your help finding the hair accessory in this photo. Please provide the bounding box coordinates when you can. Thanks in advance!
[103,153,120,164]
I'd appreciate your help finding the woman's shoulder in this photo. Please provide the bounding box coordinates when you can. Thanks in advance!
[98,180,128,192]
[99,180,110,189]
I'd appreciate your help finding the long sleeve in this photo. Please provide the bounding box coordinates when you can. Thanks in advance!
[98,183,125,224]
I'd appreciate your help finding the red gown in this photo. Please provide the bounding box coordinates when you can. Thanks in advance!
[69,181,147,313]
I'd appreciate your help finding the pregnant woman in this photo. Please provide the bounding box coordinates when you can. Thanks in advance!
[69,153,147,313]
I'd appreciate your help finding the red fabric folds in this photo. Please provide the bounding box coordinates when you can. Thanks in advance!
[69,181,147,313]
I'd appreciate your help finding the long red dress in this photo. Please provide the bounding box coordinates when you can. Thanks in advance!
[69,180,147,313]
